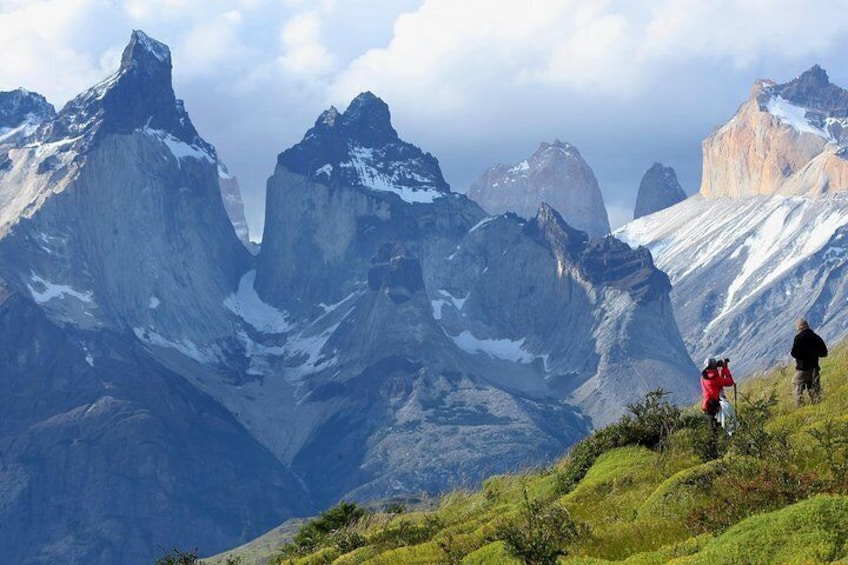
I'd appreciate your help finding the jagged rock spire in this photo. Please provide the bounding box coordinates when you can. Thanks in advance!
[634,163,686,219]
[45,30,206,150]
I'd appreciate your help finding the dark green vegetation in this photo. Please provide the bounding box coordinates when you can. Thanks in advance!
[211,342,848,564]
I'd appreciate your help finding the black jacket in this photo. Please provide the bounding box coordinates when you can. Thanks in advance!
[791,328,828,371]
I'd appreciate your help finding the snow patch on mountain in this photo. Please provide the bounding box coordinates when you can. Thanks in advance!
[142,127,215,166]
[469,216,497,233]
[0,116,40,144]
[431,289,469,320]
[766,96,831,140]
[617,193,848,372]
[133,327,222,364]
[225,270,292,333]
[27,274,93,304]
[619,195,848,301]
[341,145,446,204]
[450,330,535,363]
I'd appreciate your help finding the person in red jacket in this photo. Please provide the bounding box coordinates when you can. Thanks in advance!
[701,357,735,429]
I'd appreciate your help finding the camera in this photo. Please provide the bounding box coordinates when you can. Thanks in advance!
[716,357,730,367]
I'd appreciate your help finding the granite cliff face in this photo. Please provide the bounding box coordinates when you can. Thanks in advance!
[218,161,252,247]
[0,31,300,564]
[701,65,848,199]
[467,140,611,238]
[634,163,686,219]
[0,286,306,565]
[619,66,848,376]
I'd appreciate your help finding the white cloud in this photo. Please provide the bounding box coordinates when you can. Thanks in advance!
[278,10,335,75]
[639,0,848,65]
[173,10,252,76]
[331,0,848,109]
[0,0,128,105]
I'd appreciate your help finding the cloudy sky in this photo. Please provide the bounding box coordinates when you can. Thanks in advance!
[2,0,848,238]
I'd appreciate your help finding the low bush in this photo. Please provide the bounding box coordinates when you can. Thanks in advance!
[496,489,584,565]
[280,501,367,558]
[368,514,444,549]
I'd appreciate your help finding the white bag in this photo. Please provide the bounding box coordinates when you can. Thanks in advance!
[717,396,737,436]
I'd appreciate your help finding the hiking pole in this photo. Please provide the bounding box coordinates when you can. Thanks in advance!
[734,383,738,407]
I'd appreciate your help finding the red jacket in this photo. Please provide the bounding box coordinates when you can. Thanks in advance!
[701,366,734,412]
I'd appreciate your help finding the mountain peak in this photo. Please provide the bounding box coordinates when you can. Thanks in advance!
[535,139,581,160]
[121,30,171,72]
[755,64,848,121]
[0,88,55,130]
[339,91,397,146]
[44,30,206,148]
[525,202,588,263]
[467,140,610,237]
[796,64,830,89]
[317,106,340,128]
[274,92,448,200]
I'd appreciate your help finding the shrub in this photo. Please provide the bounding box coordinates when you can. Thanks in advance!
[155,548,201,565]
[369,514,444,549]
[615,389,682,450]
[281,501,367,557]
[729,391,779,459]
[436,532,465,565]
[496,489,583,565]
[808,419,848,490]
[154,548,242,565]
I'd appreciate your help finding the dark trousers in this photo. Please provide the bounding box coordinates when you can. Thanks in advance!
[793,369,821,406]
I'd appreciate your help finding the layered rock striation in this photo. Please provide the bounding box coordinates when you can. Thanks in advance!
[701,65,848,199]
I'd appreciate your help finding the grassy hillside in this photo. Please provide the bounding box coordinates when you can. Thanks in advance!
[211,342,848,565]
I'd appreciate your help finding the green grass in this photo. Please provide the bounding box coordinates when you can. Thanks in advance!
[213,339,848,565]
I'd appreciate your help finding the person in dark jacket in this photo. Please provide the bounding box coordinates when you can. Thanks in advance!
[791,318,828,406]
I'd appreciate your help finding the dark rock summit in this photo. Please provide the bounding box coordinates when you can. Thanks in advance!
[276,91,448,195]
[0,88,55,130]
[759,65,848,120]
[634,163,687,219]
[529,203,670,303]
[45,30,211,153]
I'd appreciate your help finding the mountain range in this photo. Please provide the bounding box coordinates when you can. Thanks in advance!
[619,65,848,375]
[0,31,697,564]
